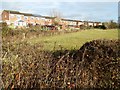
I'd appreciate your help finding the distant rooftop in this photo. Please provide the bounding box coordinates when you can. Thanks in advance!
[3,10,37,16]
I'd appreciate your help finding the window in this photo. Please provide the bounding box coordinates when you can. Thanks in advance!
[41,18,45,20]
[17,15,21,19]
[24,16,28,20]
[36,17,39,20]
[5,15,7,18]
[31,17,34,19]
[10,14,14,18]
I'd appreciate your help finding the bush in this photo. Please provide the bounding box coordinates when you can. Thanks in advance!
[1,22,11,36]
[2,41,52,89]
[104,20,118,29]
[47,39,120,88]
[94,25,107,29]
[74,40,120,88]
[1,39,120,89]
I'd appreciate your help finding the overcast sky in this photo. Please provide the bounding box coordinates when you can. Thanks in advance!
[1,0,119,22]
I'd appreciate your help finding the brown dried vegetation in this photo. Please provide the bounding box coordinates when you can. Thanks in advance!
[1,30,120,89]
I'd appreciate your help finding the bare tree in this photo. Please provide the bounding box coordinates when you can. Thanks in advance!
[50,9,62,26]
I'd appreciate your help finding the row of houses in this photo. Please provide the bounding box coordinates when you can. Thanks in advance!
[1,10,102,29]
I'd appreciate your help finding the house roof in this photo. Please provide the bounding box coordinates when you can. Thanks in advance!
[4,10,21,14]
[41,16,55,19]
[32,14,42,17]
[21,13,33,16]
[94,22,101,23]
[3,10,56,19]
[61,18,83,22]
[3,10,36,16]
[83,21,95,23]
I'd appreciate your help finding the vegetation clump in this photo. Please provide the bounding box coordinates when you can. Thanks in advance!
[1,39,120,89]
[47,39,120,88]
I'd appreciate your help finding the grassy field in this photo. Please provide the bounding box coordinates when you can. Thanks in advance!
[28,29,118,51]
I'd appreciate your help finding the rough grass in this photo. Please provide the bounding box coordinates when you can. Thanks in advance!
[28,29,118,51]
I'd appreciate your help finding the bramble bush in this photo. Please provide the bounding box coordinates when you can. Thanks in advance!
[1,22,11,36]
[1,39,120,89]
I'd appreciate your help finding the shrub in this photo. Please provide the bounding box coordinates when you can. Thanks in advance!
[1,22,11,36]
[2,41,52,89]
[104,20,118,29]
[47,39,120,88]
[94,24,107,29]
[1,39,120,89]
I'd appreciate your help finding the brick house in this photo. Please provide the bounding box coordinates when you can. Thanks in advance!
[94,22,102,26]
[61,19,77,26]
[2,10,56,28]
[77,21,84,27]
[1,10,102,29]
[42,16,55,26]
[2,10,40,27]
[61,19,88,29]
[2,10,32,27]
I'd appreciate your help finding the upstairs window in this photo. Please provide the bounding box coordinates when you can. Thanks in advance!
[31,17,34,19]
[36,17,39,20]
[24,16,28,20]
[17,15,21,19]
[4,15,7,18]
[10,14,14,18]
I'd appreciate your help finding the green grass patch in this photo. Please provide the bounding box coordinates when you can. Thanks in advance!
[28,29,118,51]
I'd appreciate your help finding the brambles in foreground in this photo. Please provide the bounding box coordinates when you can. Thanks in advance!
[48,40,120,88]
[1,39,120,89]
[2,41,52,88]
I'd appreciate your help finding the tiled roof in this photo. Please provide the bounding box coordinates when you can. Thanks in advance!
[21,13,33,16]
[4,10,20,14]
[4,10,35,16]
[61,18,83,22]
[41,16,55,19]
[32,14,42,17]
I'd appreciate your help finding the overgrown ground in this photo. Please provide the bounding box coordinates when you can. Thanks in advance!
[1,29,120,89]
[28,29,118,50]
